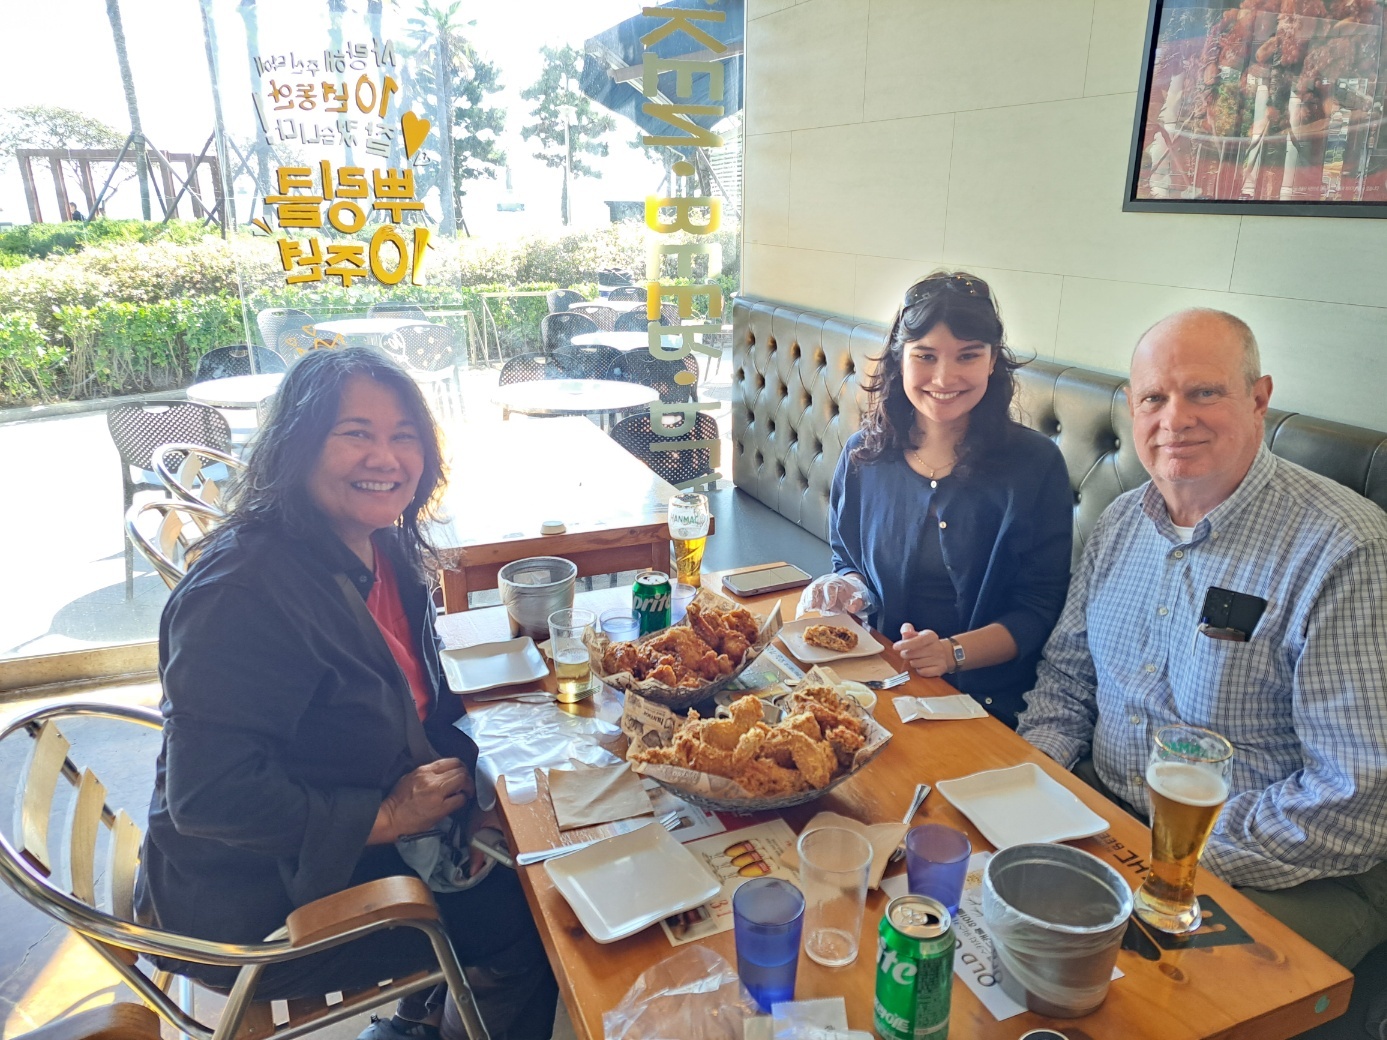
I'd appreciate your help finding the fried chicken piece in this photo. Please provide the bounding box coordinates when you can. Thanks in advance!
[695,695,764,750]
[735,756,810,797]
[804,624,858,652]
[722,607,761,642]
[824,723,867,771]
[719,631,750,664]
[675,723,767,778]
[647,625,716,660]
[684,601,728,651]
[603,642,645,676]
[647,662,677,686]
[777,729,836,788]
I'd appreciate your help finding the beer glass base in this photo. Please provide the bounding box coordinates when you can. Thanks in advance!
[1133,888,1201,934]
[554,677,598,704]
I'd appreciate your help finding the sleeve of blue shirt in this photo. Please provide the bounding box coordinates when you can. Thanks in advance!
[828,441,871,589]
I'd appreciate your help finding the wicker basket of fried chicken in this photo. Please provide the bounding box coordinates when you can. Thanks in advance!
[624,671,891,813]
[586,588,782,713]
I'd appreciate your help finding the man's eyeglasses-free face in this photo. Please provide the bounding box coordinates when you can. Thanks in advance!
[903,274,991,308]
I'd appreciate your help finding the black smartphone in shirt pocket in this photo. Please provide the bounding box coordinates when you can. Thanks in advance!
[1199,586,1267,643]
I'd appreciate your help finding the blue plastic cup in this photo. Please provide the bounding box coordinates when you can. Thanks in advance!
[905,823,972,917]
[732,877,805,1012]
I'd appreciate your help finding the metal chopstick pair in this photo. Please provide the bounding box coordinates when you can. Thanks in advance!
[889,782,933,863]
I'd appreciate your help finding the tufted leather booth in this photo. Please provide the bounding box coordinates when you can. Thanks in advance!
[732,295,1387,557]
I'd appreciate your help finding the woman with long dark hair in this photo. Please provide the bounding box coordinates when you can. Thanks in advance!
[136,348,557,1040]
[801,272,1073,727]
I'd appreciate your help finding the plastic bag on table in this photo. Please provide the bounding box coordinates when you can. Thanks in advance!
[602,946,760,1040]
[455,699,623,808]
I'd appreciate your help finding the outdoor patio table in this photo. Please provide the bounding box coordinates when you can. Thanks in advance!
[491,377,658,430]
[449,566,1354,1040]
[311,316,431,348]
[184,373,284,409]
[568,330,692,352]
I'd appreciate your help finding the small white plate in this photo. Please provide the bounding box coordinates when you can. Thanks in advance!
[936,763,1109,850]
[778,613,881,663]
[440,637,549,694]
[544,822,721,943]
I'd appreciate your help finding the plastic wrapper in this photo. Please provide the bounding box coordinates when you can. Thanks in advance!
[601,946,759,1040]
[587,587,783,713]
[796,572,878,620]
[622,668,891,813]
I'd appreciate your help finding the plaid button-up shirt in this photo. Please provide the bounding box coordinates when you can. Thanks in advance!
[1019,445,1387,890]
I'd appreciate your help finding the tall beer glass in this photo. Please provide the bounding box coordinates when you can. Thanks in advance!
[669,492,711,587]
[1134,724,1233,934]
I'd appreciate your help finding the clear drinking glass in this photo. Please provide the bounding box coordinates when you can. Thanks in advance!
[548,607,596,704]
[598,608,640,642]
[668,492,711,587]
[797,827,872,967]
[1134,724,1233,934]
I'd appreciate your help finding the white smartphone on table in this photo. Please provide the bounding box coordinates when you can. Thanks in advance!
[721,563,813,598]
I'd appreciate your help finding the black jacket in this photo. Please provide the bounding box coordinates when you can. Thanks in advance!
[135,520,475,950]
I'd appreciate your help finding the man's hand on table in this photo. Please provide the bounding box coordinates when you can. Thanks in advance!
[368,758,474,844]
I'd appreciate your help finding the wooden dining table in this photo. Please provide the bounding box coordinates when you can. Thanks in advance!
[443,567,1354,1040]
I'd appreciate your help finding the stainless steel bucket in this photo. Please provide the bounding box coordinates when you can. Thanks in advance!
[497,557,577,640]
[981,843,1133,1017]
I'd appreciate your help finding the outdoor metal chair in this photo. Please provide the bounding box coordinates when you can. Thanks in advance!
[602,350,700,404]
[368,301,429,322]
[0,701,489,1040]
[391,324,463,418]
[539,312,597,355]
[545,289,585,314]
[155,443,244,521]
[255,308,316,354]
[606,285,647,303]
[498,352,566,386]
[124,499,224,589]
[106,403,232,597]
[568,303,617,331]
[194,345,287,383]
[609,411,719,488]
[552,344,620,380]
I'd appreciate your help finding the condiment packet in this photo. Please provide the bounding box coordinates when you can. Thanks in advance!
[892,694,988,723]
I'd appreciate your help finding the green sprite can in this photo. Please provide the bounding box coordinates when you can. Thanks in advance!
[874,894,953,1040]
[632,570,672,635]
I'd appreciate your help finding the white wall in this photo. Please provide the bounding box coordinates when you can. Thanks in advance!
[740,0,1387,430]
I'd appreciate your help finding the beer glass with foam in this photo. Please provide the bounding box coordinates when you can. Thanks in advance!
[1134,724,1233,933]
[668,492,711,587]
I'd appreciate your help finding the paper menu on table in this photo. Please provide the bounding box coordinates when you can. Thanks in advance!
[727,643,804,692]
[659,819,799,946]
[640,777,727,843]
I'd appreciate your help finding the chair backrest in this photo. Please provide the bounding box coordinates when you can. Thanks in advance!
[369,301,429,322]
[255,308,315,351]
[499,352,566,386]
[540,312,599,354]
[125,499,224,588]
[607,285,647,303]
[155,443,244,517]
[106,404,232,477]
[553,344,621,380]
[568,302,618,331]
[390,324,457,373]
[194,345,287,383]
[603,350,700,404]
[614,309,652,333]
[610,411,719,486]
[546,289,586,314]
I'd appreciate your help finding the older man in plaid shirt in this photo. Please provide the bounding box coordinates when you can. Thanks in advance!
[1018,309,1387,975]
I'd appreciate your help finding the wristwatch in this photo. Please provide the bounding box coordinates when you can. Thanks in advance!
[943,636,965,673]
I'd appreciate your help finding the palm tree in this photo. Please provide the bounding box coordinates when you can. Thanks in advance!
[406,2,468,236]
[237,0,273,208]
[104,0,151,219]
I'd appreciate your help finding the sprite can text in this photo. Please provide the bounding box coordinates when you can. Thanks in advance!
[632,570,672,635]
[874,894,952,1040]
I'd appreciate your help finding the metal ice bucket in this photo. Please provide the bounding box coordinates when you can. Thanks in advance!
[497,557,577,640]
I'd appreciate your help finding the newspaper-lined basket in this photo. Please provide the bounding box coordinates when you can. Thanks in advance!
[585,587,782,713]
[621,671,892,814]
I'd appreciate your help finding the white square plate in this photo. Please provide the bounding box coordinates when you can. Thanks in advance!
[777,613,882,663]
[936,763,1110,850]
[544,822,721,943]
[440,638,548,695]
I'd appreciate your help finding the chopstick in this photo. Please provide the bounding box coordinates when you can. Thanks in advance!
[889,782,932,863]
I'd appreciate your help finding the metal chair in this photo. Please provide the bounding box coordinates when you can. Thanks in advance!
[498,352,566,386]
[568,303,617,331]
[125,499,224,589]
[391,324,463,418]
[255,308,316,352]
[552,344,620,380]
[540,312,598,356]
[194,345,287,383]
[545,289,586,314]
[155,443,244,520]
[606,285,647,303]
[106,403,232,597]
[0,701,489,1040]
[368,301,429,322]
[602,350,700,404]
[610,411,719,487]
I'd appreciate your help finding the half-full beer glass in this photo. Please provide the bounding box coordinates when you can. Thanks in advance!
[668,492,711,587]
[1134,724,1233,934]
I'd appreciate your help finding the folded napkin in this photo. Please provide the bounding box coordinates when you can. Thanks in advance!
[893,694,988,722]
[818,657,899,683]
[778,811,909,890]
[548,762,653,831]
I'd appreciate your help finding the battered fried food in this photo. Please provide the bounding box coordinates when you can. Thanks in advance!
[631,692,869,798]
[599,602,764,688]
[803,623,858,652]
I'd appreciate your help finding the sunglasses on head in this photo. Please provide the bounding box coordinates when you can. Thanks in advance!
[903,274,991,308]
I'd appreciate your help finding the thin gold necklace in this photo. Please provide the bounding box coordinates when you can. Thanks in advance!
[909,445,954,481]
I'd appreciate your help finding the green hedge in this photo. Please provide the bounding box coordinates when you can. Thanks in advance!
[0,218,213,262]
